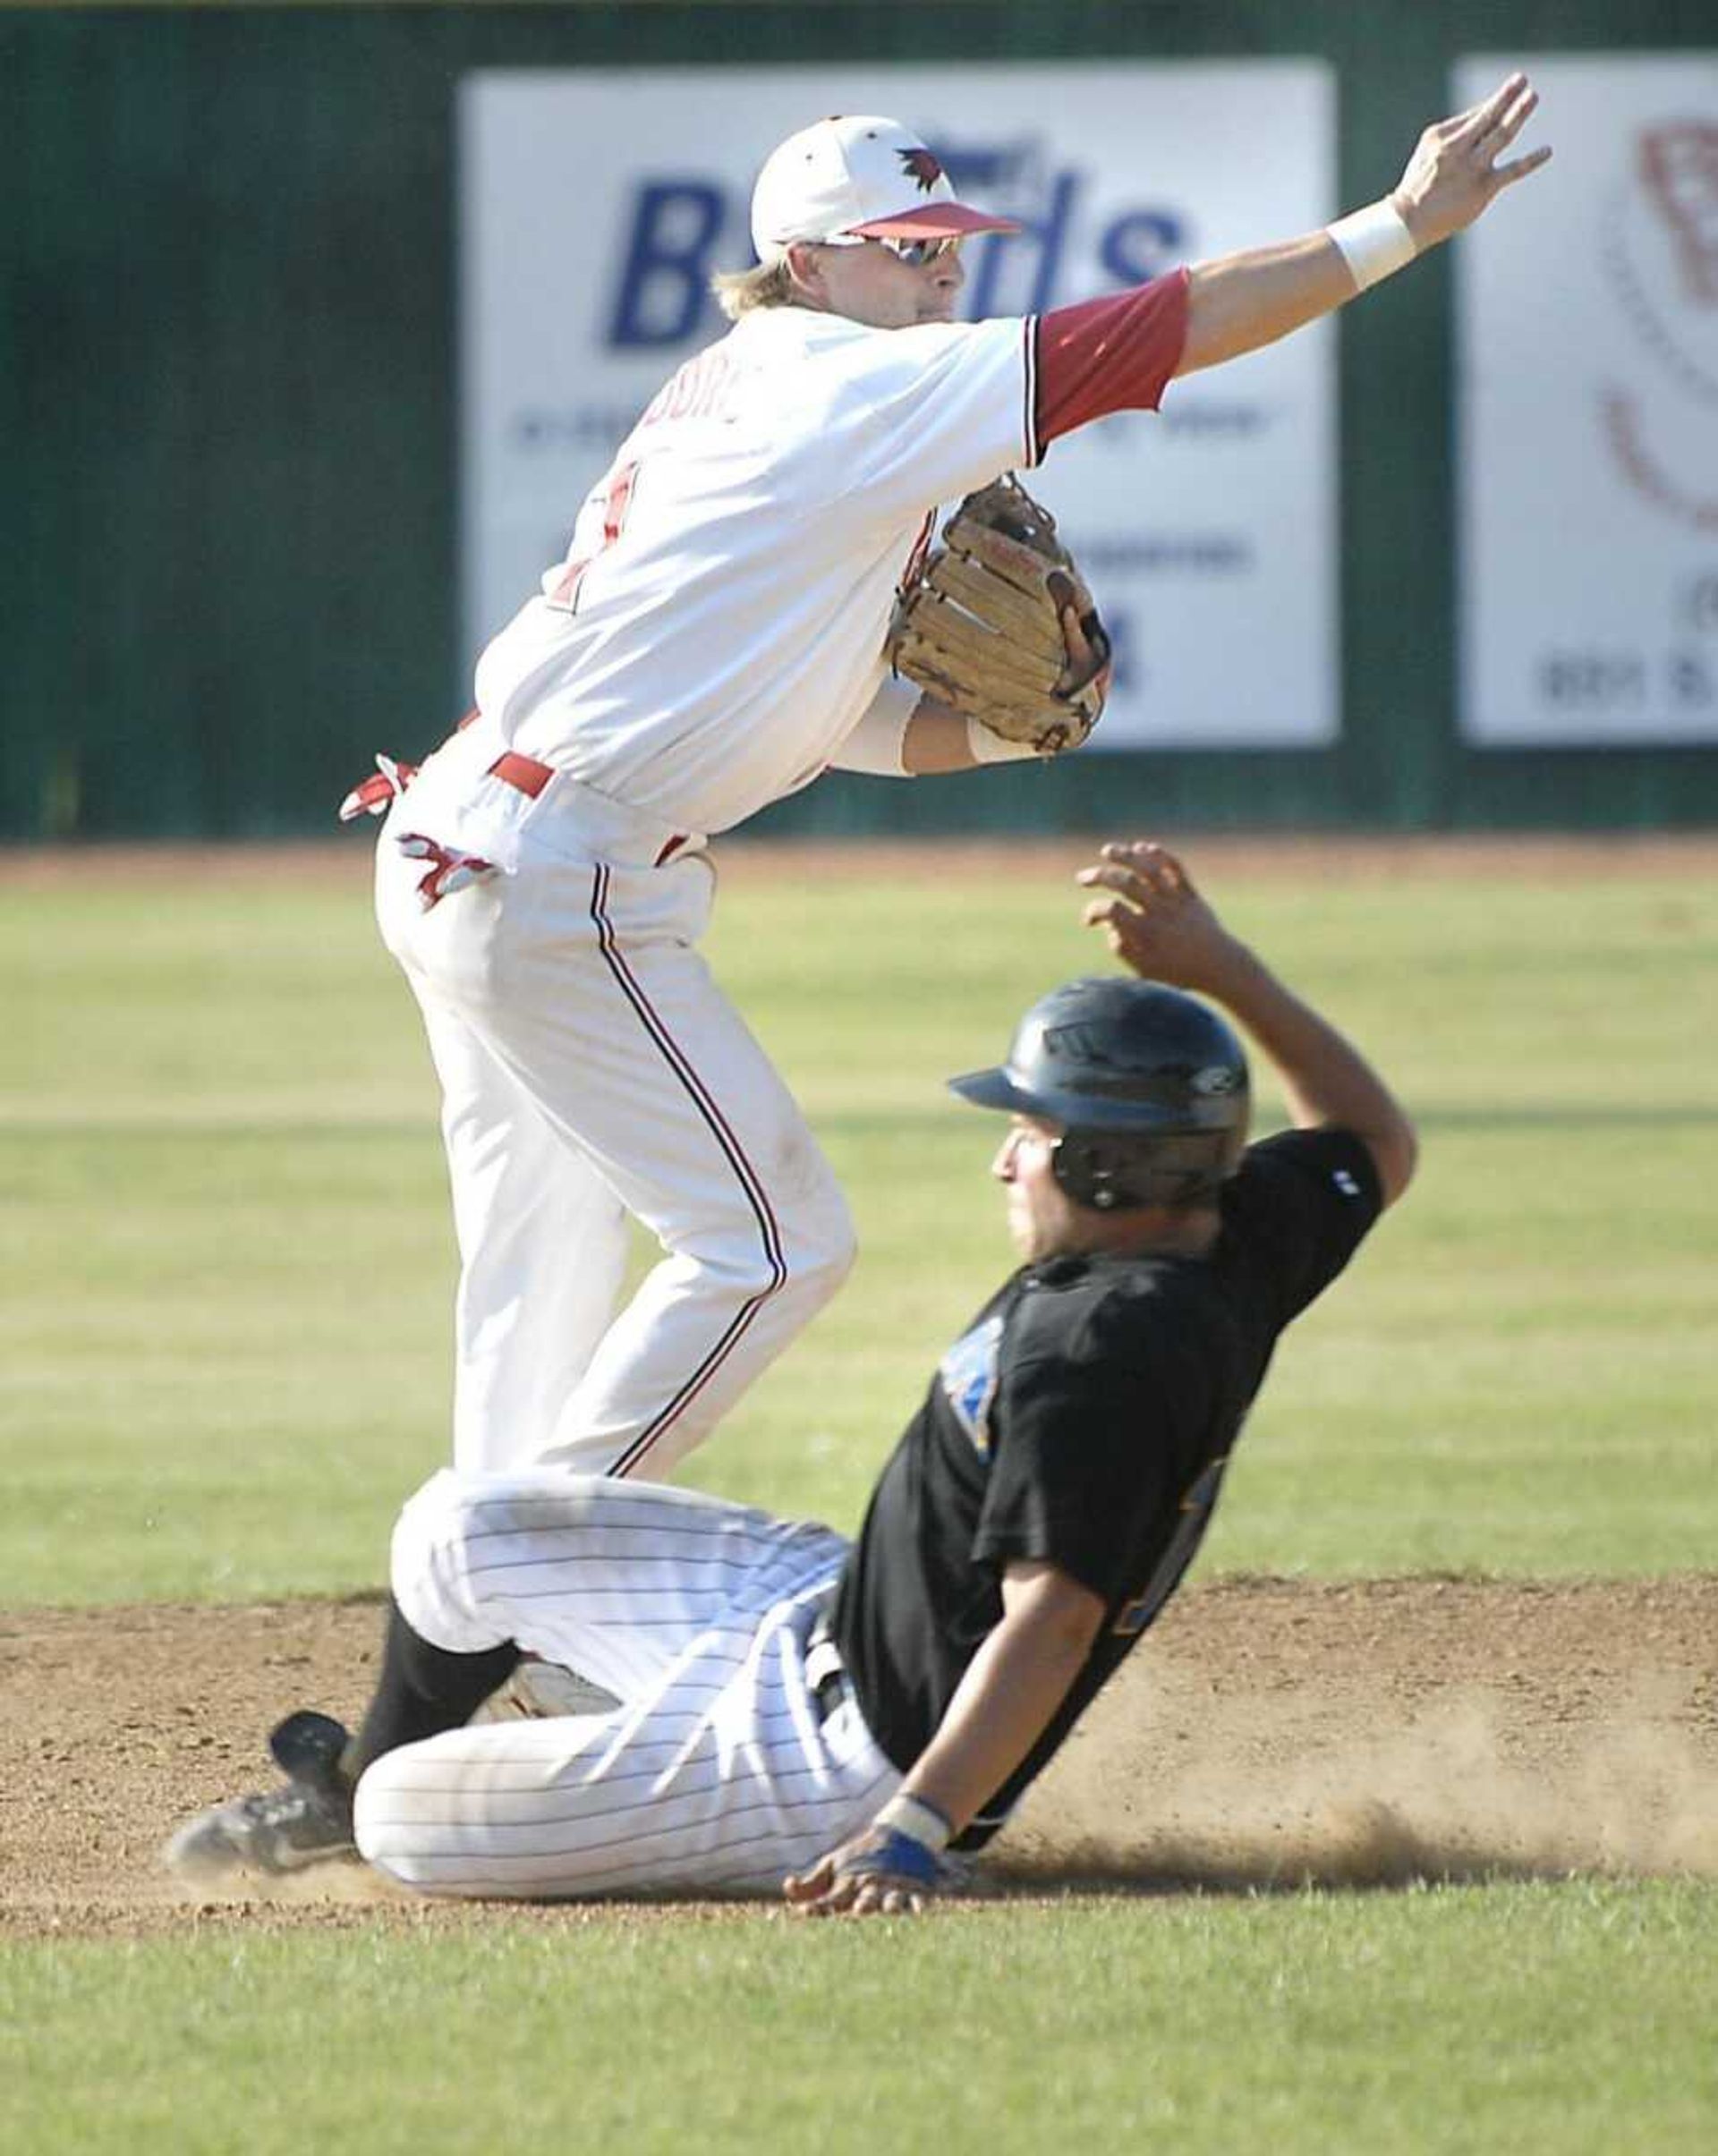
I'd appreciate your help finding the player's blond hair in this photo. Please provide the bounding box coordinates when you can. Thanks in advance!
[710,258,799,319]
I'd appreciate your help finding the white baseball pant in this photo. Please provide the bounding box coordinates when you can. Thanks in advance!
[374,741,855,1478]
[353,1469,898,1898]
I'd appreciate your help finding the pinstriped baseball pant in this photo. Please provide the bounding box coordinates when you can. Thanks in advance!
[353,1470,900,1899]
[375,796,855,1479]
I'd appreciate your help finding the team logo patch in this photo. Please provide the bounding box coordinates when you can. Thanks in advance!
[1331,1167,1362,1198]
[900,147,944,193]
[939,1313,1003,1456]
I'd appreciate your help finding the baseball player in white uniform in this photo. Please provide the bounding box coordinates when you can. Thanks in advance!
[353,85,1546,1483]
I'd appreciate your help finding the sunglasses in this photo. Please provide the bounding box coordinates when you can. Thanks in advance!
[879,233,964,267]
[818,233,964,268]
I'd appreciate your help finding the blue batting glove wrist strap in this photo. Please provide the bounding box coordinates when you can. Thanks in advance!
[836,1825,948,1889]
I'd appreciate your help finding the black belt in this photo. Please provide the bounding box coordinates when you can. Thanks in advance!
[805,1611,854,1723]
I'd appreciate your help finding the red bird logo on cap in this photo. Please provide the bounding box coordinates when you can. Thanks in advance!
[899,148,944,193]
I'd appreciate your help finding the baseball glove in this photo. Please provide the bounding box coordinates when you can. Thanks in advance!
[886,477,1111,754]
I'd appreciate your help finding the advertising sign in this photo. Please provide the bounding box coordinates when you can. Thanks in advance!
[1458,54,1718,744]
[461,64,1338,748]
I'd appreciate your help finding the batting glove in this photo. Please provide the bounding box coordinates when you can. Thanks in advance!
[338,753,420,823]
[395,833,498,911]
[832,1792,955,1906]
[834,1823,949,1893]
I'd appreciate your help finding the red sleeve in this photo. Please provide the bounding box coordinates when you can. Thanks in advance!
[1031,267,1190,453]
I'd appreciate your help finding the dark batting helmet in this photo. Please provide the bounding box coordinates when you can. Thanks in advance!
[947,976,1250,1210]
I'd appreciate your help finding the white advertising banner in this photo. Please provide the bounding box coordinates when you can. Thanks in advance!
[1458,53,1718,745]
[460,63,1337,750]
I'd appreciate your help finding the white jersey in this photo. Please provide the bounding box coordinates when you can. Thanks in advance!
[472,305,1037,836]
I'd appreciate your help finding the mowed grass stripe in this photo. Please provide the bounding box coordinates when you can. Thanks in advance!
[3,855,1715,1597]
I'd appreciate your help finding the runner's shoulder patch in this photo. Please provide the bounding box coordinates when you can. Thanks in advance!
[939,1312,1004,1456]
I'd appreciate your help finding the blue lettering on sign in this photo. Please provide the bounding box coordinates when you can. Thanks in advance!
[601,146,1194,353]
[964,170,1081,318]
[1099,209,1186,289]
[608,181,727,349]
[956,155,1189,315]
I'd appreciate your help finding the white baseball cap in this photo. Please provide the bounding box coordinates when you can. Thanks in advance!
[749,115,1020,262]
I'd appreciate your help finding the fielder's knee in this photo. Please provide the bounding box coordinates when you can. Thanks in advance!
[692,1170,855,1317]
[780,1174,857,1308]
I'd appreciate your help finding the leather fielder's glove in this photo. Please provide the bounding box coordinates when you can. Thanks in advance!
[886,476,1111,755]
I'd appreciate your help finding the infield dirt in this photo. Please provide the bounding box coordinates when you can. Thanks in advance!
[4,1575,1713,1939]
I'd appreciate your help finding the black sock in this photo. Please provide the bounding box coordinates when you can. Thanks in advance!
[343,1599,521,1783]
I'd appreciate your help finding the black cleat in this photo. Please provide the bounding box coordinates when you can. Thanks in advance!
[163,1711,357,1886]
[268,1709,353,1793]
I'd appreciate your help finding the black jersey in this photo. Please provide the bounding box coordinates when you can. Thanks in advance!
[829,1125,1382,1849]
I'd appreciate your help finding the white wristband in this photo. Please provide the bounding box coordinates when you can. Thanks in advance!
[875,1792,954,1854]
[966,715,1041,765]
[1327,200,1418,293]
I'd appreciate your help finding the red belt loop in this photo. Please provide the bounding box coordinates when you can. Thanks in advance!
[487,751,554,800]
[654,835,689,867]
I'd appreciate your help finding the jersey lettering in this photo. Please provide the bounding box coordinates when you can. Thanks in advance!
[607,182,725,349]
[546,461,640,615]
[1110,1455,1229,1637]
[640,347,741,429]
[479,307,1038,836]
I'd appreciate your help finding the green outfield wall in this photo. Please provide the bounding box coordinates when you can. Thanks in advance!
[2,1,1714,838]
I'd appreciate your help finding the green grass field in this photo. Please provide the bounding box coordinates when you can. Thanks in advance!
[4,848,1713,1598]
[4,1885,1714,2156]
[2,842,1714,2153]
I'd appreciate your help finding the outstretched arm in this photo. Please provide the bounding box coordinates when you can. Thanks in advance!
[783,1559,1104,1917]
[1174,72,1550,377]
[1077,842,1418,1207]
